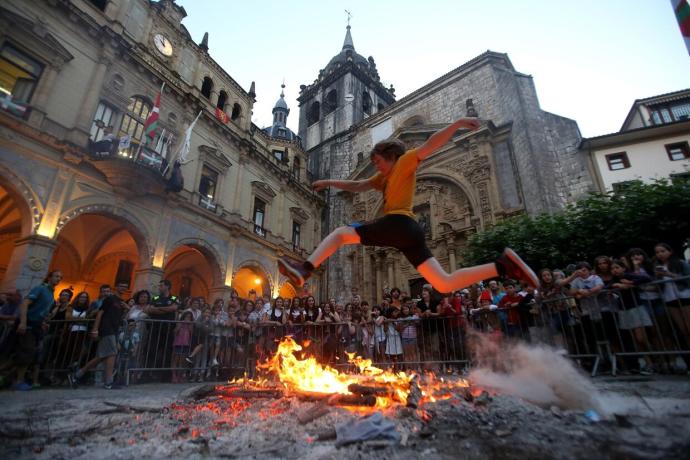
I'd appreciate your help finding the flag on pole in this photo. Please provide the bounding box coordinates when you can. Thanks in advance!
[154,128,167,153]
[143,82,165,141]
[215,107,229,124]
[672,0,690,55]
[176,111,202,163]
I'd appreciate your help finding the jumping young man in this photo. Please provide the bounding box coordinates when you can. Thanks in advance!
[278,118,538,293]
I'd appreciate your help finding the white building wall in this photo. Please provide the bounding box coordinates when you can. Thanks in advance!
[593,134,690,190]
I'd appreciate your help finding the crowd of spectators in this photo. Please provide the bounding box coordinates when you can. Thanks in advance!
[0,242,688,391]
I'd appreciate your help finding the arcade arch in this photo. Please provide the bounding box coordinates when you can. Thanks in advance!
[163,243,223,301]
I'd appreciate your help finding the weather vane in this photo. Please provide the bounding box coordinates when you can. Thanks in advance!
[345,9,352,26]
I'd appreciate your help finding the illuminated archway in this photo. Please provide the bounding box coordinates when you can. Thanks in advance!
[233,265,270,299]
[278,280,298,300]
[0,183,28,287]
[162,243,225,302]
[50,213,143,299]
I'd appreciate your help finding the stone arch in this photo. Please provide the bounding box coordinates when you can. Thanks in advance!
[55,204,153,266]
[0,163,43,235]
[232,259,274,298]
[278,278,298,299]
[163,237,225,287]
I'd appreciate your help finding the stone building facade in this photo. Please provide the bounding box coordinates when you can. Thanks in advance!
[0,0,323,301]
[299,30,594,302]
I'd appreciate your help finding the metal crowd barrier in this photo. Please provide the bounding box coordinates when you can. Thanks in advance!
[23,275,690,386]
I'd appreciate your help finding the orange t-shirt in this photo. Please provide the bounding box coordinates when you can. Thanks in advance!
[367,149,418,218]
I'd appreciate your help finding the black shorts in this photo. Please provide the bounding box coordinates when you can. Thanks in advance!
[350,214,433,267]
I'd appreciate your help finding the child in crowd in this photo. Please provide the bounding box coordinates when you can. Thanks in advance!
[171,310,194,383]
[498,281,523,337]
[372,306,386,360]
[385,307,404,367]
[400,302,420,368]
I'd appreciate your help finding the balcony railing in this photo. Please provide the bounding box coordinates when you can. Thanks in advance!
[198,195,218,212]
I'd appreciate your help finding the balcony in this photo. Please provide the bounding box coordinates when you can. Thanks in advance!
[86,141,168,197]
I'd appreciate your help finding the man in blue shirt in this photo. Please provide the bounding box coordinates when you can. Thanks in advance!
[13,270,62,390]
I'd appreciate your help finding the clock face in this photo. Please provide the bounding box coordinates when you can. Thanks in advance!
[153,34,173,57]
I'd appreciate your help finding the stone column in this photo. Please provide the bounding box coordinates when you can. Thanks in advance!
[69,56,111,146]
[375,256,383,305]
[209,285,233,303]
[448,236,457,272]
[387,258,394,292]
[1,235,58,294]
[132,266,164,293]
[27,66,59,129]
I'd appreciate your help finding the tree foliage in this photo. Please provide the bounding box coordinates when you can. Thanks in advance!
[461,179,690,270]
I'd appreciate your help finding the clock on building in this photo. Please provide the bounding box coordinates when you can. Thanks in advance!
[153,33,173,57]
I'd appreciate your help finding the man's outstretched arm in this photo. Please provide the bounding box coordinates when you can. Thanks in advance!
[416,118,480,161]
[312,179,374,193]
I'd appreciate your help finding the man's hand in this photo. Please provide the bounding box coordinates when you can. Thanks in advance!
[17,323,27,335]
[312,180,330,192]
[90,330,99,339]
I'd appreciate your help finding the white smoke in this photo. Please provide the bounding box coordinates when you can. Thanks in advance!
[467,332,603,412]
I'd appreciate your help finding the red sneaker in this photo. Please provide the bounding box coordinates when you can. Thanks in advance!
[496,248,538,288]
[278,257,312,287]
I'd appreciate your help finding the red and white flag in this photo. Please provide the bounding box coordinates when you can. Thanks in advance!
[143,82,165,141]
[215,107,229,124]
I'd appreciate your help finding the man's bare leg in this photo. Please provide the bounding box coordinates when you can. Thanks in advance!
[417,258,498,293]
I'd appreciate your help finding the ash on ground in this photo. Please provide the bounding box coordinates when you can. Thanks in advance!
[2,377,689,459]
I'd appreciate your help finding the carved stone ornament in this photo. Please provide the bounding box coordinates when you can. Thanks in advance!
[28,257,45,272]
[251,181,277,202]
[289,207,310,223]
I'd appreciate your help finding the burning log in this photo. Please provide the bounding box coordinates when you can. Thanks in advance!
[406,376,422,409]
[223,388,283,399]
[347,383,396,398]
[297,403,331,425]
[293,390,334,401]
[327,393,377,407]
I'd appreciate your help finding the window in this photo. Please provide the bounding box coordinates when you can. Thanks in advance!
[307,101,320,125]
[118,96,152,154]
[88,0,108,11]
[217,90,227,110]
[90,101,116,141]
[377,103,385,112]
[253,198,266,236]
[272,149,284,162]
[114,260,133,288]
[231,103,241,121]
[665,142,690,161]
[199,165,218,199]
[605,152,630,170]
[362,91,372,115]
[324,89,337,115]
[292,221,301,251]
[201,77,213,99]
[0,43,43,105]
[671,103,690,121]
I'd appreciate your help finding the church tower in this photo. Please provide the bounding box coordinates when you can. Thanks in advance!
[262,83,298,142]
[298,24,395,179]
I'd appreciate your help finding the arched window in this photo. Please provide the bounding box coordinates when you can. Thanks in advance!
[231,103,241,121]
[119,95,152,153]
[307,101,320,125]
[201,76,213,99]
[377,103,385,112]
[217,90,227,110]
[324,89,337,115]
[362,91,372,115]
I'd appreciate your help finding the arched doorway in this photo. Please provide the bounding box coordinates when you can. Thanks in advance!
[163,244,223,302]
[0,183,29,287]
[232,264,271,299]
[278,280,297,300]
[50,213,145,300]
